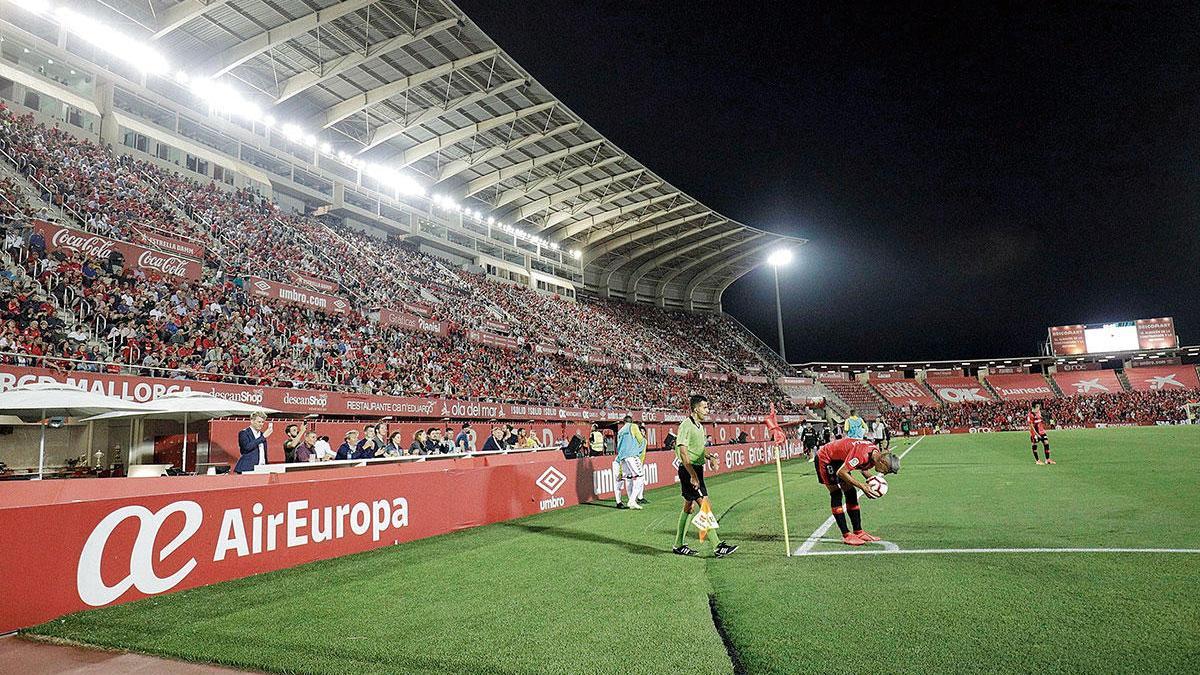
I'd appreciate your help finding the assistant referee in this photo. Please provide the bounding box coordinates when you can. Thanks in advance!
[672,394,738,557]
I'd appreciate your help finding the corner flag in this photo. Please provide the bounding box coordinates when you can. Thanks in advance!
[765,403,792,556]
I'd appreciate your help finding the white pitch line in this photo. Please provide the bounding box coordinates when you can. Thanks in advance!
[794,547,1200,557]
[794,436,924,555]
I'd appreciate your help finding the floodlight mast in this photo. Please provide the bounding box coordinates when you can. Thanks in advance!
[768,250,793,361]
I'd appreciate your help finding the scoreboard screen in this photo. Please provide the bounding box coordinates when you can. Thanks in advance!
[1049,317,1177,356]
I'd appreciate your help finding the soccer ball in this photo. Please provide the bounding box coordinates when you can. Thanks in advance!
[866,475,888,498]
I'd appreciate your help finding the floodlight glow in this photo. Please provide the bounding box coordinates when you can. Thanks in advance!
[56,8,169,75]
[767,249,793,266]
[487,217,495,225]
[11,0,51,16]
[320,142,331,154]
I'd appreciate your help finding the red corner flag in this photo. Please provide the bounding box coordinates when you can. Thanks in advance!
[764,403,786,445]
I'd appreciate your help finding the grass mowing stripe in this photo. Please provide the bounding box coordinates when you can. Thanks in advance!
[795,547,1200,556]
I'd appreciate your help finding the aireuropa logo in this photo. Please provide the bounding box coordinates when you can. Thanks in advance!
[536,467,567,510]
[77,501,203,607]
[76,496,411,606]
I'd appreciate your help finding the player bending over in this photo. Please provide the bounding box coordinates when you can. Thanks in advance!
[815,437,900,546]
[672,395,738,557]
[1028,402,1055,465]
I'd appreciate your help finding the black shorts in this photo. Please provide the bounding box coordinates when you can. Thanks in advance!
[678,462,708,501]
[816,459,843,486]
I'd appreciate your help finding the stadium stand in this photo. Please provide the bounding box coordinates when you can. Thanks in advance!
[923,375,997,403]
[904,388,1196,429]
[1051,369,1127,397]
[870,378,938,407]
[0,107,799,416]
[985,373,1057,401]
[1122,365,1200,392]
[820,379,885,417]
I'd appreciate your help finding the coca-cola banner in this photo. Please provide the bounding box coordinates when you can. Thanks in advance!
[466,330,520,351]
[245,276,350,315]
[0,365,792,425]
[986,374,1056,401]
[1122,365,1200,392]
[1052,369,1125,397]
[32,220,202,280]
[1135,317,1177,350]
[133,225,206,260]
[291,271,339,294]
[925,376,995,403]
[699,372,729,382]
[376,309,449,337]
[873,379,937,407]
[0,441,808,633]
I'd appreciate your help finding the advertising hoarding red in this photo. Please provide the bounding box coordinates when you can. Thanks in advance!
[377,309,449,337]
[245,276,351,315]
[0,441,807,633]
[133,225,206,260]
[1135,317,1177,350]
[872,379,937,407]
[33,220,202,280]
[985,374,1056,401]
[925,376,995,403]
[1051,369,1125,396]
[1122,365,1200,392]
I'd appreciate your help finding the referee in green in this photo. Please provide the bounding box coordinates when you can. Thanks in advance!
[672,394,738,557]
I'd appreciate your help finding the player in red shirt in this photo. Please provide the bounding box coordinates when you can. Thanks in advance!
[1027,402,1055,465]
[815,437,901,545]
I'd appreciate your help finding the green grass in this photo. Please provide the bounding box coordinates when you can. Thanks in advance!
[28,427,1200,673]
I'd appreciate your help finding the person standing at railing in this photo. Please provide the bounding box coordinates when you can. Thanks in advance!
[234,412,273,474]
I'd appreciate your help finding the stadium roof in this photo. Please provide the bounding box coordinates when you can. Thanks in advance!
[55,0,806,307]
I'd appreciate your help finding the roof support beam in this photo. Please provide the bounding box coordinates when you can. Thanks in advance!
[491,156,621,209]
[581,210,709,264]
[547,192,680,241]
[273,18,459,103]
[609,222,731,293]
[152,0,230,39]
[579,202,695,248]
[681,240,776,308]
[394,101,556,168]
[652,234,768,300]
[321,48,500,128]
[507,169,643,222]
[357,77,525,154]
[461,139,603,198]
[542,182,662,228]
[202,0,375,77]
[434,122,580,183]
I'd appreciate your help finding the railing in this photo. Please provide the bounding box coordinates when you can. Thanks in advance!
[247,445,561,475]
[0,144,88,228]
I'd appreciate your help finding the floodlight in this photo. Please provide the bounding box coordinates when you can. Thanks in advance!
[767,249,793,266]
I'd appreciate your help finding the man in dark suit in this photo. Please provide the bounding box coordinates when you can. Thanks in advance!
[234,412,273,474]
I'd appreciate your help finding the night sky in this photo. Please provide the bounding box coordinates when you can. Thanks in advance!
[456,1,1200,362]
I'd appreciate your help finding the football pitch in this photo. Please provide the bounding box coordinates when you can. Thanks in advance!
[27,427,1200,673]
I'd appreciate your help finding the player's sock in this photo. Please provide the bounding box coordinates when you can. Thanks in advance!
[632,477,645,502]
[1042,443,1050,459]
[1031,444,1040,461]
[844,489,863,532]
[674,510,689,548]
[829,492,849,535]
[707,526,722,548]
[613,471,623,504]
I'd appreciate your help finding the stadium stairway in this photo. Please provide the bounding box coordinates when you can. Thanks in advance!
[1047,374,1066,397]
[812,380,851,418]
[1116,369,1133,391]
